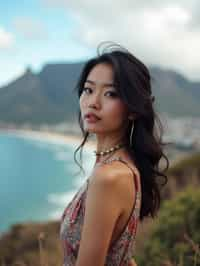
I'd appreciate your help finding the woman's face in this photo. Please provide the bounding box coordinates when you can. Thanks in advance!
[79,63,129,135]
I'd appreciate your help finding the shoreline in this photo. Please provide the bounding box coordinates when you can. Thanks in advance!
[0,128,96,149]
[0,127,97,235]
[1,127,198,166]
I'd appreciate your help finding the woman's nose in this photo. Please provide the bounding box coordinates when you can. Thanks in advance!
[88,92,101,108]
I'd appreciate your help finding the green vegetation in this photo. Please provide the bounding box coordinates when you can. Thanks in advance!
[136,186,200,266]
[167,152,200,175]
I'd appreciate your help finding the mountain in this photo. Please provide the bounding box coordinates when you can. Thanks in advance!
[0,62,199,126]
[150,67,200,116]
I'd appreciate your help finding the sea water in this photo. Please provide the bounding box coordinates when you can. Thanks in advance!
[0,132,95,234]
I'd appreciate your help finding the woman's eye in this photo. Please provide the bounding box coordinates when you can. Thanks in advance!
[82,87,92,94]
[82,87,118,98]
[106,91,118,97]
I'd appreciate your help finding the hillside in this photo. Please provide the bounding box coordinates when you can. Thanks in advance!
[0,152,200,266]
[0,221,62,266]
[150,67,200,116]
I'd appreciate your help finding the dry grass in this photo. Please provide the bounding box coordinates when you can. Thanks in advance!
[0,221,63,266]
[1,229,199,266]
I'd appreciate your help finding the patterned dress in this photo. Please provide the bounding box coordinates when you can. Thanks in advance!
[60,156,141,265]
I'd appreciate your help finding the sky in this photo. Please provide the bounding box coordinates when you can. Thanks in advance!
[0,0,200,87]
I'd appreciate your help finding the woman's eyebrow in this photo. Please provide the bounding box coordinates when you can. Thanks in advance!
[85,79,115,87]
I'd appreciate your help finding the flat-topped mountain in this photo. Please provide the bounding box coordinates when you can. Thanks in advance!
[0,62,199,125]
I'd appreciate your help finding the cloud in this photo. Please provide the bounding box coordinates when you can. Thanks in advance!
[43,0,200,80]
[13,17,48,40]
[0,27,15,50]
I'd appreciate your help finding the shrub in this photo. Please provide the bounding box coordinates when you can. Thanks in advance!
[136,186,200,266]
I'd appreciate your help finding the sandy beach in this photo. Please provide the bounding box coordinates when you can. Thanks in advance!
[0,128,96,149]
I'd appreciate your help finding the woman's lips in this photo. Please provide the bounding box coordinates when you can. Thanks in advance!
[85,114,101,123]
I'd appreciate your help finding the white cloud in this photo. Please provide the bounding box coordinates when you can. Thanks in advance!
[43,0,200,81]
[0,27,15,50]
[13,17,48,40]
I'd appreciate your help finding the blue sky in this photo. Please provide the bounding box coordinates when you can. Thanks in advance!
[0,0,94,86]
[0,0,199,87]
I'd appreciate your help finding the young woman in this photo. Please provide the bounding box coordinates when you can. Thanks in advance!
[60,42,169,266]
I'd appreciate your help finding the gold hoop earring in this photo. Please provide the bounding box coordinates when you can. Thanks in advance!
[130,120,134,146]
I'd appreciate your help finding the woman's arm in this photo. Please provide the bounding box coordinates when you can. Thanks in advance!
[128,258,137,266]
[75,165,132,266]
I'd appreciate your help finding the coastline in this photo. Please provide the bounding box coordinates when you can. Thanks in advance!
[0,128,96,149]
[0,127,96,233]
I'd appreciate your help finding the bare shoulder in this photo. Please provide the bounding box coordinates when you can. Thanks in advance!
[92,158,133,180]
[89,159,135,197]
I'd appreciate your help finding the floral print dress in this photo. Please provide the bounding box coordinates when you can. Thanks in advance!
[60,156,141,266]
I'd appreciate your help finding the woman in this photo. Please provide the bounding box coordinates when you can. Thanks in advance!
[60,41,169,266]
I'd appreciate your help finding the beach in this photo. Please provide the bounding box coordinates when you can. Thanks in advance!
[0,128,96,149]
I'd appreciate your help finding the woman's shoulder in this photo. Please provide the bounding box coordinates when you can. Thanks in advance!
[96,155,140,178]
[89,156,138,192]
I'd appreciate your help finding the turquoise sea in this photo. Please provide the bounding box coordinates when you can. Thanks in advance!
[0,131,95,234]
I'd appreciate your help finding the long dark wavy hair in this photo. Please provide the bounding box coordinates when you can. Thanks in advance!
[73,41,170,221]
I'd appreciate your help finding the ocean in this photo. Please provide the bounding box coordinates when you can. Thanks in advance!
[0,131,95,234]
